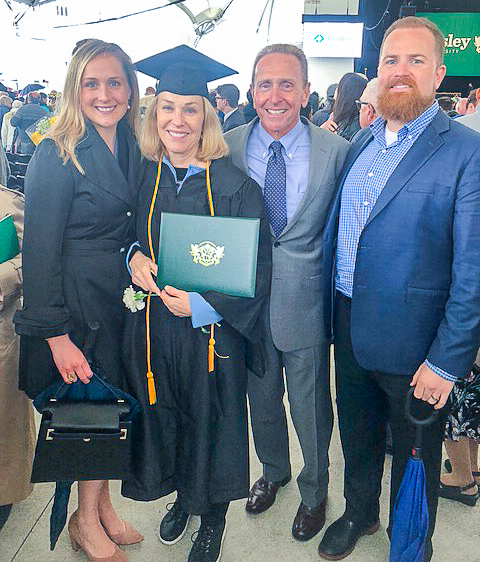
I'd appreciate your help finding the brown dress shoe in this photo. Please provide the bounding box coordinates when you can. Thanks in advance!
[292,500,327,541]
[245,476,290,514]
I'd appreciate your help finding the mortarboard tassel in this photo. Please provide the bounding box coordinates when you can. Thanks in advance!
[205,162,217,373]
[144,161,163,406]
[208,324,216,373]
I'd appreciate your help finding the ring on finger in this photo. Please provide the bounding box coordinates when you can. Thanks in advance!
[66,372,77,382]
[430,395,440,402]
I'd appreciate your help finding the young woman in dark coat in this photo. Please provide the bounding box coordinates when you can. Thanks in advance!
[14,39,143,562]
[124,46,271,562]
[321,72,368,140]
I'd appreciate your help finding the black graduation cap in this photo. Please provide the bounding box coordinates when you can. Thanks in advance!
[135,44,238,98]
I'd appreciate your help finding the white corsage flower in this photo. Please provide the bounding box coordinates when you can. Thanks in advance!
[123,285,147,313]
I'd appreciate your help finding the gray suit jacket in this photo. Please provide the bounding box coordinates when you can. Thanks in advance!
[456,107,480,133]
[225,117,349,351]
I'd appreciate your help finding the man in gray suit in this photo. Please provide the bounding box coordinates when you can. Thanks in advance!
[225,44,349,541]
[456,88,480,132]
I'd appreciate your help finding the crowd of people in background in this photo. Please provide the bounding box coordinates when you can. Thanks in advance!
[0,14,479,562]
[1,74,478,164]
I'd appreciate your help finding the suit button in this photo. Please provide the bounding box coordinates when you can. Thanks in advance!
[273,241,280,247]
[126,211,132,217]
[120,247,125,253]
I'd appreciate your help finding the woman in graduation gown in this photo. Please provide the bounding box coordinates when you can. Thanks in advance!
[14,40,143,562]
[123,46,271,562]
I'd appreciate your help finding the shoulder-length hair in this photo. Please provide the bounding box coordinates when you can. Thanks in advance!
[332,72,367,130]
[140,95,229,163]
[48,39,140,174]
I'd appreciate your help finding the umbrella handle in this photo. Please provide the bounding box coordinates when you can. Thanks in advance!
[405,387,439,426]
[405,387,439,455]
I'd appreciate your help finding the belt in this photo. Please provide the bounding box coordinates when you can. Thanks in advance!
[62,239,126,254]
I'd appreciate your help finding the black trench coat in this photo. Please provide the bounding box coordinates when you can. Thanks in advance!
[121,158,271,514]
[14,119,140,398]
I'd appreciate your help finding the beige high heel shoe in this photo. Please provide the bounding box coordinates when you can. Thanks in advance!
[103,520,144,545]
[68,511,128,562]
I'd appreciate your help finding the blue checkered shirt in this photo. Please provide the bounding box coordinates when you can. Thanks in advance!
[335,101,456,382]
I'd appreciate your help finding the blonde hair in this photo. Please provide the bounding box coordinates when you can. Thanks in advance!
[380,16,445,68]
[48,39,140,173]
[140,95,229,163]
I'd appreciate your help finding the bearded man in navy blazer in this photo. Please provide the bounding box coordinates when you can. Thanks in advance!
[319,16,480,562]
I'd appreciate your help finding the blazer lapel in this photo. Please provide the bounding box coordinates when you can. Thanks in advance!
[338,129,373,188]
[76,121,133,206]
[280,121,327,236]
[365,112,449,227]
[281,121,371,238]
[228,118,257,174]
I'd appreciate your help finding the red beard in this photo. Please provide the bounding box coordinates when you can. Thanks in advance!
[377,77,434,124]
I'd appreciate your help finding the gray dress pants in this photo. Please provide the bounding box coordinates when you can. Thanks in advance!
[248,339,333,507]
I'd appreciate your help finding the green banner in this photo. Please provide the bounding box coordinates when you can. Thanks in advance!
[417,12,480,76]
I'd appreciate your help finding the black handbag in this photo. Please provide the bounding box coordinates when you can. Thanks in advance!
[31,374,134,483]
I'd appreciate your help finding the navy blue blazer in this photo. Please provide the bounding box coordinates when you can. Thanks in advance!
[324,110,480,379]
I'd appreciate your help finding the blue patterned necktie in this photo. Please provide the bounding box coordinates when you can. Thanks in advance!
[264,140,287,237]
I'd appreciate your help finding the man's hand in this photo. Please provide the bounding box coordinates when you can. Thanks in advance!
[161,285,192,317]
[410,362,454,410]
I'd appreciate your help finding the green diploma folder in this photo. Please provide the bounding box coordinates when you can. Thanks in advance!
[0,214,19,264]
[157,212,260,298]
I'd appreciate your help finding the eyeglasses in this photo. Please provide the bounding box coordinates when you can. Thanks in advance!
[355,100,371,110]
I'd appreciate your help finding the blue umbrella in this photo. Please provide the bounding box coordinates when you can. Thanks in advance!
[49,483,72,551]
[390,389,438,562]
[20,83,44,96]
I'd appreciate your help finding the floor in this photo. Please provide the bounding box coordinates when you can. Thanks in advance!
[1,362,479,562]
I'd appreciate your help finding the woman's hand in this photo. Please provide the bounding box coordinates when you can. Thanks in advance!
[321,117,338,133]
[161,285,192,317]
[47,334,93,384]
[130,250,162,296]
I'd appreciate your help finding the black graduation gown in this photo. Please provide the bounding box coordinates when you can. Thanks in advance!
[14,120,140,398]
[121,157,271,514]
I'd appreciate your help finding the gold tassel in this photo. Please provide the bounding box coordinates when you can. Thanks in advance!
[147,370,157,405]
[206,163,217,373]
[208,323,215,372]
[143,161,162,406]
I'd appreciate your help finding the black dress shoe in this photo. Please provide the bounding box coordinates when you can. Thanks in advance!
[159,501,191,545]
[0,504,12,532]
[318,514,380,560]
[245,475,291,514]
[292,500,327,541]
[188,520,226,562]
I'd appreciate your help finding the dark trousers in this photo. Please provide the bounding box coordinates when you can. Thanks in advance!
[333,292,447,561]
[178,495,229,524]
[201,502,229,525]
